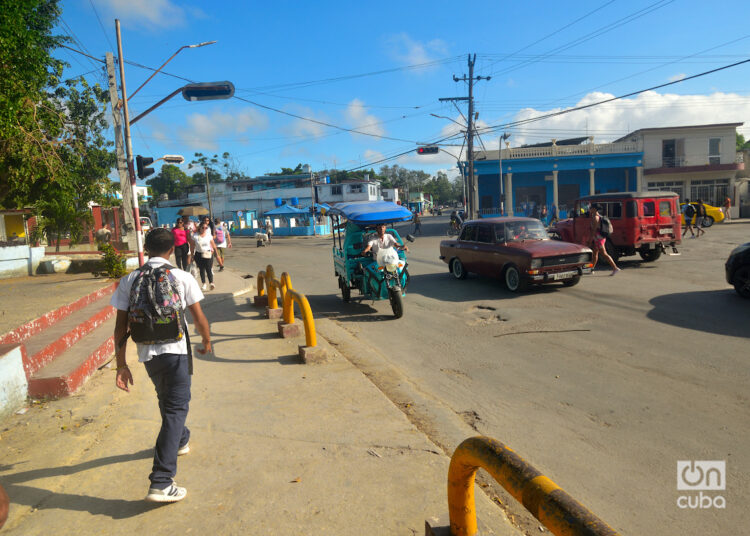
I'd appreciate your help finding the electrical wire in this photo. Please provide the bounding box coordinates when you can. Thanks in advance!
[88,0,115,51]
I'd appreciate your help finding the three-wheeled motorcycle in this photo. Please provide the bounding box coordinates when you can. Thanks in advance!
[328,201,414,318]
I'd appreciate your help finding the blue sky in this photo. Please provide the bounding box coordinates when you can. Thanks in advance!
[56,0,750,185]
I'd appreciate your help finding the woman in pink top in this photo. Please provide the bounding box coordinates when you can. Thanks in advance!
[171,218,191,270]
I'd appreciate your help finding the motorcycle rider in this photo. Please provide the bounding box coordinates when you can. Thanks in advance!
[362,223,409,256]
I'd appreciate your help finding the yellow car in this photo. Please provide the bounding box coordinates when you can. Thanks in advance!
[680,202,724,227]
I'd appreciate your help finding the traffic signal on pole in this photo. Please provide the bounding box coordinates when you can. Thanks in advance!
[181,81,235,102]
[136,155,155,179]
[417,146,439,155]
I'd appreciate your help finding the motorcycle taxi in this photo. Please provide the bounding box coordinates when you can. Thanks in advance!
[329,201,414,318]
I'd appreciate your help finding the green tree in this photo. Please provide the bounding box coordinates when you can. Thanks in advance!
[738,133,750,152]
[0,0,67,208]
[147,164,192,199]
[423,171,454,203]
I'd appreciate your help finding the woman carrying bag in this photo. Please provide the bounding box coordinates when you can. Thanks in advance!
[192,221,218,290]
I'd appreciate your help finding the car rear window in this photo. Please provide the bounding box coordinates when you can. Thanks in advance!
[460,225,476,241]
[659,201,672,216]
[642,201,656,217]
[476,225,493,243]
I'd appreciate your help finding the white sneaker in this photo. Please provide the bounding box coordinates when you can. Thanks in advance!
[209,283,215,291]
[202,283,207,290]
[177,443,190,456]
[145,482,187,503]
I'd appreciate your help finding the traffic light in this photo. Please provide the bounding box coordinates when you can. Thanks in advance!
[182,81,235,102]
[136,155,155,179]
[417,146,439,155]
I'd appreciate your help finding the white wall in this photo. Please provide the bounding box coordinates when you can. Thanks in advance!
[642,127,737,169]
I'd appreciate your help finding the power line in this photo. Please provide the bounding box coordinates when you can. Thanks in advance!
[88,0,115,50]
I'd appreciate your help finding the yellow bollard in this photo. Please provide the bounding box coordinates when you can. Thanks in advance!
[282,289,317,348]
[266,265,278,309]
[256,270,266,297]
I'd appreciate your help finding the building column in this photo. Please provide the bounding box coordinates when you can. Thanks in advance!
[624,169,630,192]
[589,168,595,195]
[552,170,559,212]
[505,173,513,216]
[636,166,644,193]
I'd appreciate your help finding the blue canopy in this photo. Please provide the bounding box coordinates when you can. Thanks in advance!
[264,205,308,216]
[328,201,413,225]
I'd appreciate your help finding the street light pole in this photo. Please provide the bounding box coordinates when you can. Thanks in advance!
[115,19,145,266]
[310,168,317,236]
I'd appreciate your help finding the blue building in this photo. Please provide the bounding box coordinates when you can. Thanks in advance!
[470,137,644,219]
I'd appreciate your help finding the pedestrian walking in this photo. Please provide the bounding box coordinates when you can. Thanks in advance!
[540,204,548,225]
[111,228,211,503]
[192,222,217,290]
[214,218,231,271]
[413,211,422,235]
[589,204,620,275]
[694,199,707,237]
[723,196,732,221]
[171,218,192,271]
[265,218,274,245]
[682,200,696,238]
[181,215,196,234]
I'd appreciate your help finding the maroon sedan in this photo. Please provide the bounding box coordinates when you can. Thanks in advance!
[439,217,593,292]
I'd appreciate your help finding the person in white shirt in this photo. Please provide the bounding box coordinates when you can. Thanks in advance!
[361,222,409,256]
[111,228,211,503]
[192,222,218,290]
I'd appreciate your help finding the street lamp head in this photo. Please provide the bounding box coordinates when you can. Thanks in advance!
[189,40,217,48]
[162,154,185,164]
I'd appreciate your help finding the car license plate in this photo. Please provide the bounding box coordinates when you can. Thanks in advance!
[659,228,672,235]
[552,271,576,280]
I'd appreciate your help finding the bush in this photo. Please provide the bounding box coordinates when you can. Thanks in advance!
[98,243,126,278]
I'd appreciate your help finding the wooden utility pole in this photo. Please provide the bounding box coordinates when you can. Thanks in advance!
[440,54,490,220]
[105,52,137,248]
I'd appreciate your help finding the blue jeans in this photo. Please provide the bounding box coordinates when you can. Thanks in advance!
[144,353,191,489]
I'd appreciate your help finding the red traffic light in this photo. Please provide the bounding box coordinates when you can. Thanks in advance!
[417,146,439,155]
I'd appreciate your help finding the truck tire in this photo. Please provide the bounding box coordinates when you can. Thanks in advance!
[639,247,662,262]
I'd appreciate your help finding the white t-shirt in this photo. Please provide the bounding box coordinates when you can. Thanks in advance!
[193,231,213,258]
[110,257,204,362]
[367,233,398,255]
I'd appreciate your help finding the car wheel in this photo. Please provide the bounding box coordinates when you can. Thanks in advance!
[638,247,662,262]
[504,265,527,292]
[451,258,467,280]
[733,265,750,298]
[702,216,715,228]
[339,276,351,302]
[562,275,581,287]
[604,238,620,263]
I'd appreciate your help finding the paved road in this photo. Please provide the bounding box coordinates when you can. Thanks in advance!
[225,216,749,535]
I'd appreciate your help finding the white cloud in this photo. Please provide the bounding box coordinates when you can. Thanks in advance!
[282,107,329,139]
[96,0,203,28]
[669,73,687,82]
[167,108,268,150]
[364,149,385,163]
[384,33,448,67]
[345,99,385,138]
[505,91,750,146]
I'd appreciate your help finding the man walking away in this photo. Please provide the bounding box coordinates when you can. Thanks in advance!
[682,199,695,238]
[111,228,211,503]
[695,199,707,237]
[214,218,231,271]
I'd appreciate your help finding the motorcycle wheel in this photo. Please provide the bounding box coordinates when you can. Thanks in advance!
[339,276,351,302]
[388,287,404,318]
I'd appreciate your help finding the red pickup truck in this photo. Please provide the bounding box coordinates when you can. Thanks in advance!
[550,192,681,262]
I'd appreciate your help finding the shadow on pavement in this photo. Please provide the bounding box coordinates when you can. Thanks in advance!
[647,289,750,338]
[0,450,157,519]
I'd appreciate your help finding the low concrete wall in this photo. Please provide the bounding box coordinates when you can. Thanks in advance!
[0,345,28,420]
[0,246,45,279]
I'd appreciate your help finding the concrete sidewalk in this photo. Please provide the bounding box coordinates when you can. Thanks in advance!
[0,270,521,535]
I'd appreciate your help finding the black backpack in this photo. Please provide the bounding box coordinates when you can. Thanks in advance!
[599,215,614,237]
[127,264,185,345]
[684,204,696,218]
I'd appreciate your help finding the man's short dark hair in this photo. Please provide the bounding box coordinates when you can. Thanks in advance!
[145,228,174,256]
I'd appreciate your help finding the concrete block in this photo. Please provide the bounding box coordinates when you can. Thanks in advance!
[266,307,282,319]
[0,344,29,420]
[424,516,451,536]
[253,295,268,307]
[299,345,327,364]
[277,322,301,338]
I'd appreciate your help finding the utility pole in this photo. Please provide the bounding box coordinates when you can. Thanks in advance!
[115,19,145,266]
[440,54,490,220]
[309,168,317,236]
[205,167,213,221]
[104,52,137,249]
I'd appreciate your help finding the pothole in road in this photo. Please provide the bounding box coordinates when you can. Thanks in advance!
[459,410,482,431]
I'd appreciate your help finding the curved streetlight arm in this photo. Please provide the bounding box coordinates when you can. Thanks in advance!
[129,86,184,126]
[127,40,217,101]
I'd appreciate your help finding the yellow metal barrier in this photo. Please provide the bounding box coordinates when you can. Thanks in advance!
[279,271,292,305]
[282,288,317,347]
[265,264,279,309]
[256,270,266,297]
[448,436,620,536]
